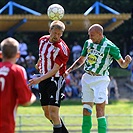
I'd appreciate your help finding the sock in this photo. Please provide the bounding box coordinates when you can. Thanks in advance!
[53,125,62,133]
[82,116,92,133]
[60,118,69,133]
[50,119,68,133]
[97,117,107,133]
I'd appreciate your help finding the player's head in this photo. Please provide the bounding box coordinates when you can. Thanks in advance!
[88,24,104,44]
[0,37,20,60]
[49,20,65,43]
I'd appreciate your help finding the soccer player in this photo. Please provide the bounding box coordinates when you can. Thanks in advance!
[28,20,70,133]
[0,37,36,133]
[65,24,132,133]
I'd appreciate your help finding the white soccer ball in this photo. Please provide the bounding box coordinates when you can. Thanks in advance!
[47,4,64,20]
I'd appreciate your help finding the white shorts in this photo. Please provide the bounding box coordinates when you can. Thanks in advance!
[81,73,110,104]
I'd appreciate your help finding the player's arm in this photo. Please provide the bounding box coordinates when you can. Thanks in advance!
[22,93,36,106]
[16,67,36,106]
[35,58,40,70]
[66,40,87,74]
[39,63,60,81]
[116,55,132,68]
[66,56,86,73]
[28,63,60,86]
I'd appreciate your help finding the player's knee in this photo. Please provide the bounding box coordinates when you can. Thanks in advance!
[83,104,92,115]
[44,111,50,119]
[96,108,104,117]
[49,110,58,121]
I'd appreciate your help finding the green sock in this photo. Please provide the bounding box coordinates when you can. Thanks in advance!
[82,116,92,133]
[97,117,107,133]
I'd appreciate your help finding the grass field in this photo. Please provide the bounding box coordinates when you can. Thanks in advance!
[16,99,133,132]
[17,99,133,115]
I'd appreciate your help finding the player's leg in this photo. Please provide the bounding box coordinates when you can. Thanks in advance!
[48,105,62,133]
[96,102,107,133]
[94,76,110,133]
[82,103,93,133]
[42,106,51,120]
[81,73,94,133]
[39,78,61,132]
[60,118,68,133]
[42,106,68,133]
[49,77,68,133]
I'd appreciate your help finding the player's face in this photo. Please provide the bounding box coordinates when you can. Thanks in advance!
[49,28,63,43]
[88,29,101,44]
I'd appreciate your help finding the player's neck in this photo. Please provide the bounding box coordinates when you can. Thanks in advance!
[2,58,16,64]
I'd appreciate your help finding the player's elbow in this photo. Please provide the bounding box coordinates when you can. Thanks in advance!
[22,94,36,106]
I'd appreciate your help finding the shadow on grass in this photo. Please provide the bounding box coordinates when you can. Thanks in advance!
[30,99,82,107]
[30,99,133,107]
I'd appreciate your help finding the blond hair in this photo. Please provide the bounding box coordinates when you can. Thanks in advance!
[50,20,65,32]
[0,37,19,59]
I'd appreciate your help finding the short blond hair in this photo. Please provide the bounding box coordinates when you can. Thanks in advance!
[0,37,19,59]
[50,20,65,32]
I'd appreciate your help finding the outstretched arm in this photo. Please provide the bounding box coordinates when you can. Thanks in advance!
[66,56,86,74]
[28,63,60,86]
[117,55,132,68]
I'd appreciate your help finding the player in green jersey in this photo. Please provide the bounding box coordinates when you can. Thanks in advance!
[65,24,132,133]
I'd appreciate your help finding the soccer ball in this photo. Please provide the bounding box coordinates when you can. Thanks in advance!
[47,4,64,20]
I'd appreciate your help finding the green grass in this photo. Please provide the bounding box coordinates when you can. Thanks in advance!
[17,99,133,118]
[16,99,133,132]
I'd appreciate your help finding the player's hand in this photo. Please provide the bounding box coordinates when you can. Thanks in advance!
[35,64,39,70]
[28,77,41,86]
[63,71,69,78]
[125,55,132,64]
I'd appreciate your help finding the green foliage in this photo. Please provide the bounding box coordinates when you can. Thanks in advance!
[0,0,133,62]
[109,67,131,77]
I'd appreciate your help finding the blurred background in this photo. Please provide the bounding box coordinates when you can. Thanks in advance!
[0,0,133,132]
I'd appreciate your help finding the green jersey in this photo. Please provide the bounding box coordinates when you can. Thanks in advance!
[81,36,122,76]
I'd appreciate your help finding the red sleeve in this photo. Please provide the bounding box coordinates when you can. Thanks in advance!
[55,44,70,66]
[14,67,32,105]
[55,53,69,66]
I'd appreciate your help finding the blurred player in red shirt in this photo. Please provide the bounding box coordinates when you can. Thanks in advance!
[29,20,70,133]
[0,37,36,133]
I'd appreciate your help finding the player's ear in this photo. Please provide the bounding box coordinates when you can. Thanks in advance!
[16,51,20,58]
[0,51,3,58]
[61,32,63,37]
[49,29,51,34]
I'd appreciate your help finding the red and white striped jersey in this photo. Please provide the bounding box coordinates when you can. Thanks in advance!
[38,35,70,77]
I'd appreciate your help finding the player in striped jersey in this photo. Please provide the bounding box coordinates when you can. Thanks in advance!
[65,24,132,133]
[29,20,70,133]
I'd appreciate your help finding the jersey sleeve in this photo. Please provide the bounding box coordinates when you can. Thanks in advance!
[110,44,122,60]
[81,40,88,57]
[55,44,70,66]
[55,53,69,66]
[14,66,32,105]
[55,50,69,66]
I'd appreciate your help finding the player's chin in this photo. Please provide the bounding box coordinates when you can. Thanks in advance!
[53,38,59,42]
